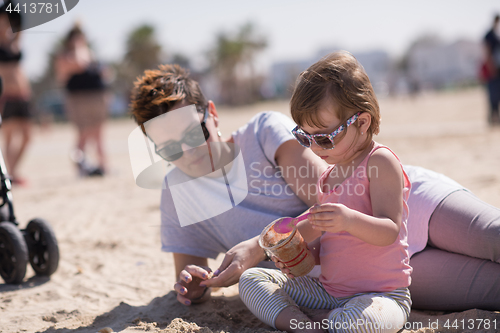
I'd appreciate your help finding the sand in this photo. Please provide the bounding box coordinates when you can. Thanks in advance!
[0,87,499,332]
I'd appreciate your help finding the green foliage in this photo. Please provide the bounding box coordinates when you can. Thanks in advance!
[124,24,162,74]
[208,22,267,105]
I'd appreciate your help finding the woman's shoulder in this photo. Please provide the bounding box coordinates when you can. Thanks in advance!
[233,111,295,140]
[250,111,295,127]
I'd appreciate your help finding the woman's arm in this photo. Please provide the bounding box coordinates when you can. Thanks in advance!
[55,54,78,84]
[55,44,93,84]
[200,236,267,288]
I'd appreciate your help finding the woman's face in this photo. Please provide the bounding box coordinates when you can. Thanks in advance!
[67,33,86,49]
[145,101,223,178]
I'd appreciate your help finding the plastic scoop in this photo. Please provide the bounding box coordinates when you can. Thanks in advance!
[273,213,310,234]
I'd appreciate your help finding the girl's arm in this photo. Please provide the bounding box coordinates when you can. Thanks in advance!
[307,237,321,264]
[308,149,404,246]
[296,210,322,242]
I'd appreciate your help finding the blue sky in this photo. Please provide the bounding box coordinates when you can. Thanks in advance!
[17,0,500,79]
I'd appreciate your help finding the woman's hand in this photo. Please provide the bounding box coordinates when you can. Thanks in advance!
[308,203,353,234]
[201,236,265,289]
[174,265,212,306]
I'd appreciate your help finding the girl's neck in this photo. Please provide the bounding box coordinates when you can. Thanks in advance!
[335,140,374,170]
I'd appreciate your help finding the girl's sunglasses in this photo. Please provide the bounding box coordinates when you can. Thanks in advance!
[292,112,361,150]
[155,107,210,162]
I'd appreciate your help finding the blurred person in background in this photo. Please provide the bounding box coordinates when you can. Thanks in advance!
[55,23,109,176]
[0,1,32,185]
[483,14,500,125]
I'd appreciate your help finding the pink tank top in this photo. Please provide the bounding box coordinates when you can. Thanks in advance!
[317,142,412,297]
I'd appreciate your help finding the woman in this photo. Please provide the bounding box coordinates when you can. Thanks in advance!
[0,2,32,185]
[55,24,108,176]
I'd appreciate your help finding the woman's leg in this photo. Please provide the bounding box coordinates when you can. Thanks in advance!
[2,120,16,173]
[409,247,500,311]
[1,119,31,180]
[428,190,500,263]
[9,119,31,176]
[77,126,89,153]
[89,123,106,171]
[487,77,500,123]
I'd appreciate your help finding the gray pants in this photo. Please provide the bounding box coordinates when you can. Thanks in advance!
[409,190,500,311]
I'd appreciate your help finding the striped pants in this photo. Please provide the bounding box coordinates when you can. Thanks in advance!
[239,268,411,333]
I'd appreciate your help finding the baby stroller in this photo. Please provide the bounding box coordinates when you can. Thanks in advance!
[0,77,59,284]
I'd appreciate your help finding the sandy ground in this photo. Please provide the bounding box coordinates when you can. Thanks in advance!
[0,88,499,333]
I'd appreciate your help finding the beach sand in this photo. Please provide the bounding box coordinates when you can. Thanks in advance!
[0,88,499,332]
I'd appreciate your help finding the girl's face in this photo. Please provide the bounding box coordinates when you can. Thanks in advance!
[299,99,363,166]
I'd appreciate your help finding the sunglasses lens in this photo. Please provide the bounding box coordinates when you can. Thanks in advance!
[314,136,334,149]
[184,125,209,147]
[157,143,183,162]
[293,131,311,148]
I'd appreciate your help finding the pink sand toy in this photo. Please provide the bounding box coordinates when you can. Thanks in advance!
[272,213,310,234]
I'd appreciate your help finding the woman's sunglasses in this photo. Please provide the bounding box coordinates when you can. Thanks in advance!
[155,107,210,162]
[292,112,361,150]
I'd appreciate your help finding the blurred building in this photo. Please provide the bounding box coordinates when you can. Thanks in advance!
[268,48,392,98]
[407,39,483,90]
[269,59,314,97]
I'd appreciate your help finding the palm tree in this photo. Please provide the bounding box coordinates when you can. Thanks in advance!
[124,25,162,74]
[209,22,267,105]
[114,24,163,100]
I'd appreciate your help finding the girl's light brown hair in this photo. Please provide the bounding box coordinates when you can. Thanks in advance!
[130,64,207,133]
[290,51,380,147]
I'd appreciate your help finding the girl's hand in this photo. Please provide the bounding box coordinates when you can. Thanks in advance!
[271,255,295,279]
[308,203,354,234]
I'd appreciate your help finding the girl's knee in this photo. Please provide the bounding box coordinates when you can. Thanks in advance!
[239,268,273,293]
[327,296,407,333]
[239,267,264,283]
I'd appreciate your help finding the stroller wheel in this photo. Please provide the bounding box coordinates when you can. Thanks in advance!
[0,222,28,284]
[24,218,59,276]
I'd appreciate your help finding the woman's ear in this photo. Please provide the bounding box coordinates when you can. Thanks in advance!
[208,100,219,127]
[357,112,371,133]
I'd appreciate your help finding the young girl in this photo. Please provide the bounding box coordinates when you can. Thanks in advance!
[239,51,412,333]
